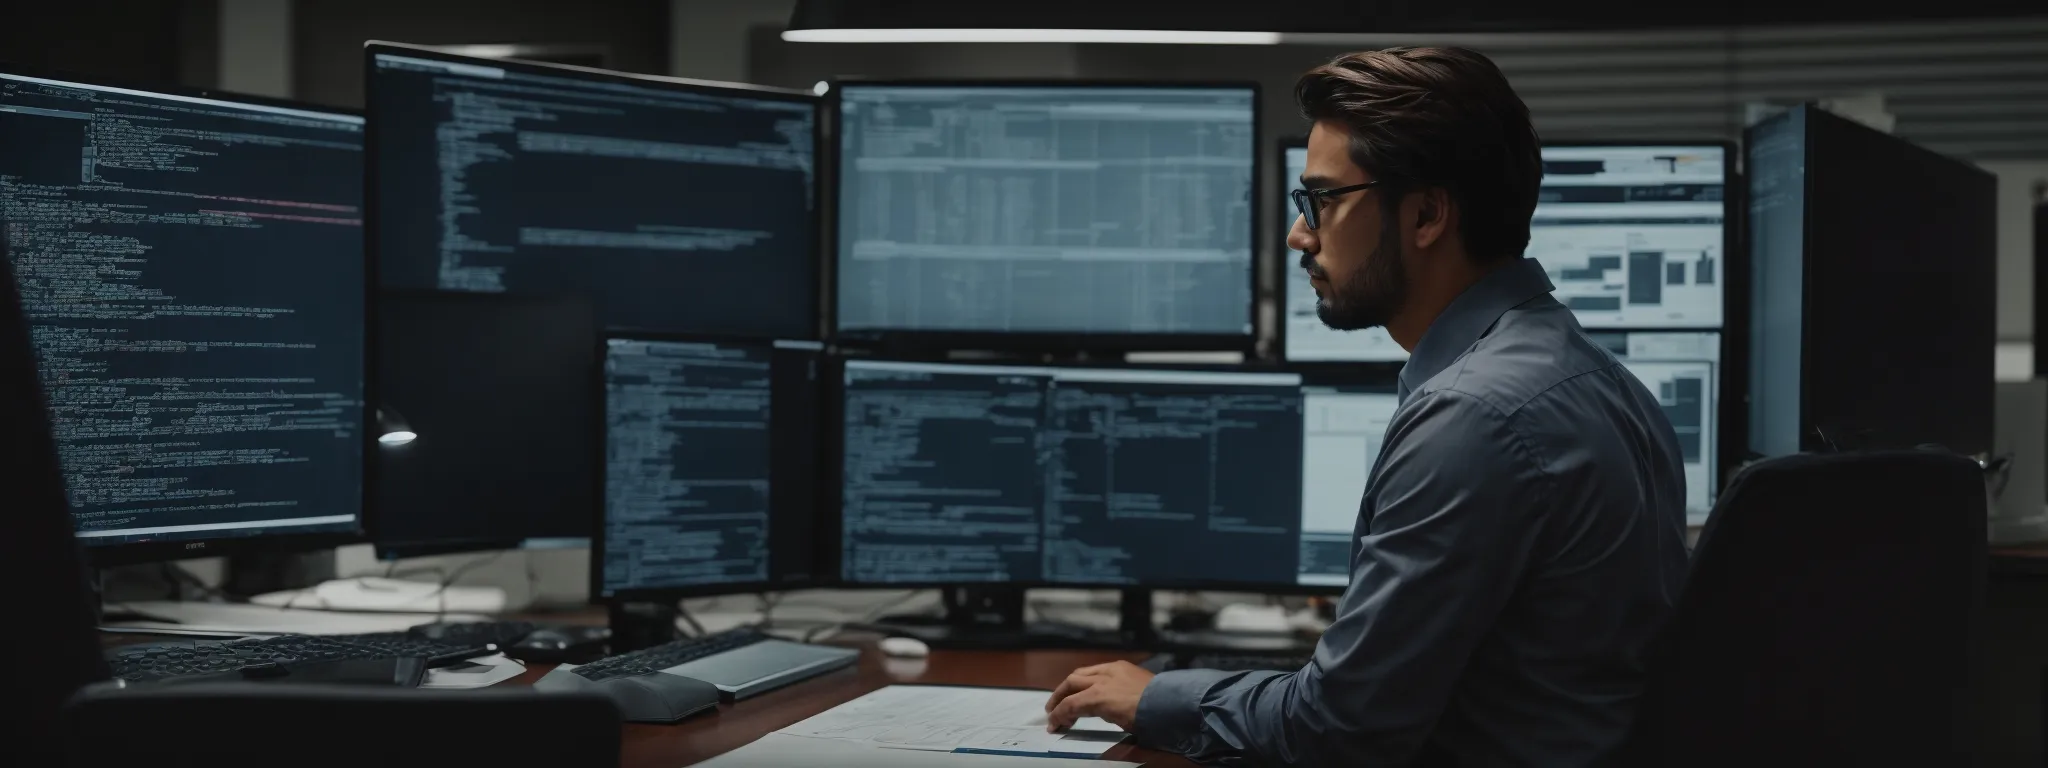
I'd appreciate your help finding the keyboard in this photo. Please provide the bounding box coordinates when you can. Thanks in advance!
[107,631,493,684]
[1141,652,1311,673]
[407,620,537,647]
[570,628,768,682]
[533,628,858,723]
[320,632,497,667]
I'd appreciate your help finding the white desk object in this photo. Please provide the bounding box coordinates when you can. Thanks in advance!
[249,576,507,614]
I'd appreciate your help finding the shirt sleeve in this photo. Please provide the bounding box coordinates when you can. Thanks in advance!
[1133,389,1552,766]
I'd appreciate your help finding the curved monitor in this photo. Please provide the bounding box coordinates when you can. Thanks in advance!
[0,67,368,563]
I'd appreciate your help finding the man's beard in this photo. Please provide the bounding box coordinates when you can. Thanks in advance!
[1309,224,1408,331]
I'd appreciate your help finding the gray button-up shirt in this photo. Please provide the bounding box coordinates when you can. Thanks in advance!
[1134,257,1691,767]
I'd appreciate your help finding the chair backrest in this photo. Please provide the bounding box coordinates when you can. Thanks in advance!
[62,683,621,768]
[0,218,115,764]
[1630,450,1987,766]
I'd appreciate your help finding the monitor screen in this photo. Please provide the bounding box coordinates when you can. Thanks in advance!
[599,337,821,597]
[1532,145,1726,329]
[0,70,366,550]
[1297,385,1400,586]
[1746,111,1805,459]
[371,293,596,558]
[1282,143,1728,361]
[368,46,819,338]
[833,83,1257,343]
[1281,143,1406,362]
[1593,331,1720,523]
[839,360,1384,589]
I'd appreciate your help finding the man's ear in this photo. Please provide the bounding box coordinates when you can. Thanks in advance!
[1412,187,1453,251]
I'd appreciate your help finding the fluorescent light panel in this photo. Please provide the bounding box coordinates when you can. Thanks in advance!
[780,28,1283,44]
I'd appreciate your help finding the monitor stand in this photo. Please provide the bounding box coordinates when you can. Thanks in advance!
[874,587,1163,651]
[608,601,683,654]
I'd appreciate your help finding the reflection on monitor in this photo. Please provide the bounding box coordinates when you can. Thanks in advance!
[841,360,1363,588]
[0,70,366,548]
[1282,144,1407,361]
[834,84,1256,340]
[1593,331,1720,523]
[369,47,818,337]
[1532,145,1726,329]
[600,337,820,597]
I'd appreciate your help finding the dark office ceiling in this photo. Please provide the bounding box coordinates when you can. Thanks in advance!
[788,0,2047,35]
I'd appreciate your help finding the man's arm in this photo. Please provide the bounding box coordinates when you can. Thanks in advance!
[1133,390,1552,766]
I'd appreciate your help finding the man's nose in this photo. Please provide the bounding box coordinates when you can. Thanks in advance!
[1287,214,1317,255]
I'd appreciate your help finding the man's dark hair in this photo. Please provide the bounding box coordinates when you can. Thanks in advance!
[1294,47,1542,264]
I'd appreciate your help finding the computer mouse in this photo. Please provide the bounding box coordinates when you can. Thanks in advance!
[507,626,610,664]
[878,636,930,659]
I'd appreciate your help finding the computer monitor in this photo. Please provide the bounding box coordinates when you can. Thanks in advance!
[1590,332,1721,524]
[369,293,598,558]
[365,42,821,338]
[1281,141,1731,362]
[1747,105,1994,458]
[835,359,1385,591]
[832,81,1258,351]
[0,67,368,564]
[1532,143,1729,330]
[1279,138,1405,362]
[596,335,823,600]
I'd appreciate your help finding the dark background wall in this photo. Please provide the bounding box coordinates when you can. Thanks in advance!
[291,0,670,108]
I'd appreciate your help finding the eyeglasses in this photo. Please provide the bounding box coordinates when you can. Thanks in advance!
[1289,181,1380,231]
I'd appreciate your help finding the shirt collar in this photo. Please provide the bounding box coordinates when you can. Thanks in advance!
[1396,257,1556,396]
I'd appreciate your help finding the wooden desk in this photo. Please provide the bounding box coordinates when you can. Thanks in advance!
[1993,543,2048,576]
[502,647,1192,768]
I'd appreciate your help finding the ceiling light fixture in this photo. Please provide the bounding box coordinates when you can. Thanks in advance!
[780,28,1281,44]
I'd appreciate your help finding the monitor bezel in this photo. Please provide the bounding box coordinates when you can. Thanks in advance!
[360,40,828,341]
[591,331,827,603]
[0,61,374,567]
[825,352,1358,595]
[823,77,1263,355]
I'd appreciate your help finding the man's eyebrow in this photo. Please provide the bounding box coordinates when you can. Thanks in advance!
[1300,175,1339,189]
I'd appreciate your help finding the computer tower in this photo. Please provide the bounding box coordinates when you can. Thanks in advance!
[1746,104,1997,459]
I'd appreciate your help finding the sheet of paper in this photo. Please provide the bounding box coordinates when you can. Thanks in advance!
[696,733,1137,768]
[420,653,525,689]
[776,685,1128,757]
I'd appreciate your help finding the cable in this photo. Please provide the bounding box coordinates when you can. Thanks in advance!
[801,590,930,643]
[754,591,786,629]
[675,604,708,638]
[159,563,238,603]
[432,552,506,619]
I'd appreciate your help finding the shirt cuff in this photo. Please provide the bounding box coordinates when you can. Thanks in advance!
[1135,668,1235,751]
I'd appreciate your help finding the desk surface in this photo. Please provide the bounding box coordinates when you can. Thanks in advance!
[504,647,1190,768]
[1993,543,2048,575]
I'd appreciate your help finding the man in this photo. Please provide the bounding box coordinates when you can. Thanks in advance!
[1043,47,1691,766]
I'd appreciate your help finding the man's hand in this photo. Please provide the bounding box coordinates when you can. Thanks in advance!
[1044,661,1154,733]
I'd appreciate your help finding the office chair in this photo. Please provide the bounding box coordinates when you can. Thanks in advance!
[62,684,621,767]
[0,220,115,765]
[1627,450,1986,767]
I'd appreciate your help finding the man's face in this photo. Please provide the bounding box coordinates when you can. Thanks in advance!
[1291,121,1408,331]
